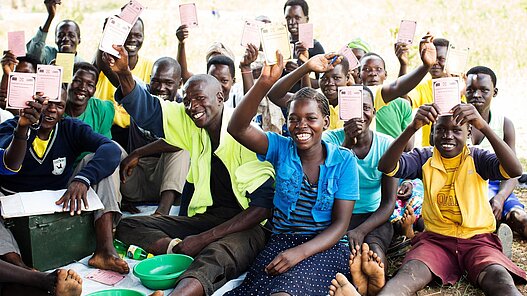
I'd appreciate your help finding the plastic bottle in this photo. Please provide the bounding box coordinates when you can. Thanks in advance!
[127,245,154,260]
[113,239,128,259]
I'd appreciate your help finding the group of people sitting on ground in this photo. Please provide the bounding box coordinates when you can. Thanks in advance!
[1,0,526,295]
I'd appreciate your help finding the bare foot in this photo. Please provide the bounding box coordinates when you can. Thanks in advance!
[349,244,367,295]
[329,272,361,296]
[361,243,385,296]
[401,205,416,239]
[149,291,163,296]
[55,269,82,296]
[88,251,129,274]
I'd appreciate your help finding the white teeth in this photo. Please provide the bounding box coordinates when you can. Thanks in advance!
[77,95,86,100]
[157,94,169,101]
[296,133,311,141]
[193,112,204,120]
[442,144,454,148]
[126,45,137,50]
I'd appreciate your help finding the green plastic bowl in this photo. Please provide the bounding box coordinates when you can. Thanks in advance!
[86,289,145,296]
[133,254,194,290]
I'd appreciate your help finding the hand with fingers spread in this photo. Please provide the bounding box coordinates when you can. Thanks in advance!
[258,51,284,86]
[295,41,309,63]
[56,180,89,216]
[347,229,366,251]
[119,152,140,183]
[419,32,436,68]
[411,103,440,130]
[2,50,18,75]
[305,53,342,74]
[451,103,487,129]
[102,45,130,75]
[176,25,189,44]
[394,43,409,66]
[265,247,306,276]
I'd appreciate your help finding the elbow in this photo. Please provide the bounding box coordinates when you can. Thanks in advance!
[377,159,390,174]
[509,163,523,178]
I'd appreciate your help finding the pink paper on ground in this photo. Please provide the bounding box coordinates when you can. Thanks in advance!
[85,269,125,286]
[119,0,144,25]
[298,23,314,48]
[432,77,461,115]
[240,20,261,47]
[338,46,360,70]
[179,3,198,28]
[338,86,363,121]
[8,31,26,57]
[396,20,417,45]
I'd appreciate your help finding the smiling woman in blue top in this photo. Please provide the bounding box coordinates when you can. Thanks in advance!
[225,52,359,296]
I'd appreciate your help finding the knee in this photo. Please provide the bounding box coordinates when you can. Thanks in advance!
[114,217,140,239]
[478,264,516,290]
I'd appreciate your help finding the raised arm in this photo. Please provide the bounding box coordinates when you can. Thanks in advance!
[176,25,193,83]
[394,43,409,77]
[227,52,284,156]
[380,34,436,103]
[1,51,17,104]
[452,104,522,177]
[26,0,58,61]
[378,104,439,173]
[267,53,340,108]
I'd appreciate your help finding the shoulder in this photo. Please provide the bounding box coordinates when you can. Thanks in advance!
[374,131,394,145]
[89,97,114,109]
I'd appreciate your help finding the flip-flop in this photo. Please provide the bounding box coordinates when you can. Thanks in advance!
[498,223,513,259]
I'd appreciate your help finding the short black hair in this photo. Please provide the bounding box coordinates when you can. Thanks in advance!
[467,66,497,87]
[338,56,350,75]
[73,62,99,84]
[287,87,329,118]
[16,56,39,72]
[433,38,449,48]
[153,57,182,80]
[207,55,235,79]
[283,0,309,16]
[361,85,374,105]
[56,19,81,39]
[360,52,386,69]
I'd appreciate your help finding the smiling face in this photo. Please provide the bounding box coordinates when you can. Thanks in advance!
[284,5,308,41]
[55,21,80,54]
[207,64,234,99]
[360,56,387,86]
[150,64,180,101]
[362,89,375,127]
[41,90,67,133]
[319,64,348,106]
[466,73,497,115]
[124,20,144,57]
[182,79,223,129]
[67,69,97,108]
[429,46,447,79]
[433,115,469,158]
[287,99,329,151]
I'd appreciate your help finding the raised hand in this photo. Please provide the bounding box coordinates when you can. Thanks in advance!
[102,45,130,74]
[2,50,18,74]
[419,32,436,68]
[240,43,259,69]
[176,25,189,43]
[451,103,487,130]
[305,53,342,74]
[411,103,440,130]
[44,0,60,19]
[394,43,409,66]
[18,93,47,128]
[295,41,309,63]
[259,51,284,86]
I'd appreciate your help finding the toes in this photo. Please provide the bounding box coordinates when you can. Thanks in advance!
[335,272,349,286]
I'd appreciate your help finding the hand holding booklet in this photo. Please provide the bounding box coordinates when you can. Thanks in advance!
[36,65,63,102]
[7,72,37,110]
[1,188,104,218]
[99,16,133,57]
[260,23,292,65]
[338,86,363,121]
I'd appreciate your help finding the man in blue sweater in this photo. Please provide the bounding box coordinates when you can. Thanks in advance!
[0,93,129,274]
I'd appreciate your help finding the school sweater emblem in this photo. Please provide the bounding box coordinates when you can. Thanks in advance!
[52,157,66,175]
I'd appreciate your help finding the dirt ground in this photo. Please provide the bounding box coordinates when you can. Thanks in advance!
[387,188,527,295]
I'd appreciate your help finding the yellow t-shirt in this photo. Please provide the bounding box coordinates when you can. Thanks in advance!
[32,130,53,158]
[437,152,462,225]
[94,56,154,128]
[329,105,343,130]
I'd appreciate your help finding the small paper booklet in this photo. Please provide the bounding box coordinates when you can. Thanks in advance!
[55,53,75,83]
[1,188,104,218]
[260,23,292,65]
[36,64,63,102]
[119,0,144,25]
[99,15,133,57]
[240,19,262,47]
[86,269,126,286]
[7,72,37,109]
[432,77,461,115]
[396,20,417,45]
[338,46,360,70]
[8,31,26,57]
[445,44,470,75]
[179,3,198,28]
[298,23,314,48]
[338,86,363,121]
